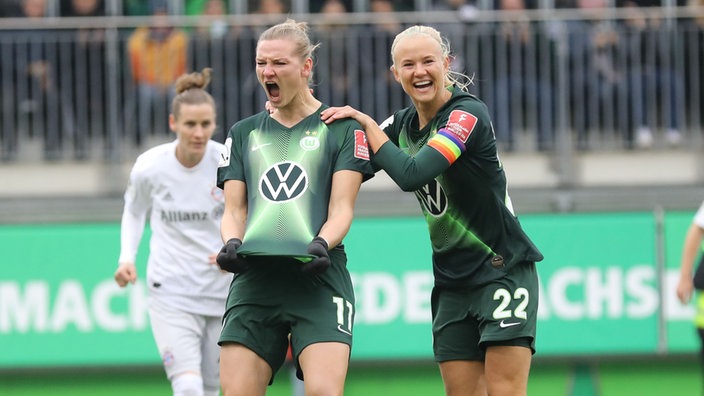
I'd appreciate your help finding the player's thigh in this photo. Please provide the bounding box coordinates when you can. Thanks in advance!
[298,342,350,394]
[288,254,355,363]
[438,360,486,396]
[484,345,531,396]
[148,298,204,378]
[219,343,271,396]
[219,302,290,383]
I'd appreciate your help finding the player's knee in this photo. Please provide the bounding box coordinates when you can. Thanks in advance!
[171,372,204,396]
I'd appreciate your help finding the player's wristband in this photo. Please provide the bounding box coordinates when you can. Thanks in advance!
[314,236,329,251]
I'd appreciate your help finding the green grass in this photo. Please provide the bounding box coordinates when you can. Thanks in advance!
[0,360,699,395]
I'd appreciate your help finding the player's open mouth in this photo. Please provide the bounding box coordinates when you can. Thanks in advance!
[414,81,432,89]
[266,81,280,99]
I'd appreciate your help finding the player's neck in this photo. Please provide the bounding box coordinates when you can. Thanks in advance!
[414,90,451,130]
[272,95,321,128]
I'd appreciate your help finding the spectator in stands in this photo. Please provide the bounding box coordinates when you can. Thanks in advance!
[489,0,556,152]
[2,0,76,160]
[310,0,353,12]
[187,0,234,141]
[360,0,405,122]
[566,0,629,150]
[192,0,230,40]
[622,0,685,149]
[61,0,107,159]
[123,0,151,16]
[127,0,189,145]
[312,0,355,106]
[684,0,704,132]
[252,0,288,16]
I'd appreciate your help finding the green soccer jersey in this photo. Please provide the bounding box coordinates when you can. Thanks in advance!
[217,105,374,259]
[377,87,543,287]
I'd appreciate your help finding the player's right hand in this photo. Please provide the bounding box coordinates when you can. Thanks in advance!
[216,238,249,273]
[114,262,137,287]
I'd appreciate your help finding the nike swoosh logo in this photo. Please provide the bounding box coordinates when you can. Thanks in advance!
[337,324,352,336]
[251,143,272,152]
[499,320,521,328]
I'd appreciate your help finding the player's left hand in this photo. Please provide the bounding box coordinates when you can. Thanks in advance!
[302,236,330,274]
[216,238,249,273]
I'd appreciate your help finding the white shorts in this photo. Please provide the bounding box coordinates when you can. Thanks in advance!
[148,297,222,390]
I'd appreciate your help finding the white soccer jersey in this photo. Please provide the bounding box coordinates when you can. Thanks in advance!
[119,139,231,317]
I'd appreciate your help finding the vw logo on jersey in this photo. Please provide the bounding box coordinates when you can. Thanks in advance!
[259,161,308,202]
[299,135,320,151]
[415,179,447,217]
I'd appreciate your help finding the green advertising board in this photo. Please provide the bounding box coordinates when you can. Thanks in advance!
[0,212,699,368]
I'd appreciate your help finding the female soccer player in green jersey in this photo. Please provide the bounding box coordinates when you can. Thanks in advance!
[215,19,373,395]
[321,25,544,396]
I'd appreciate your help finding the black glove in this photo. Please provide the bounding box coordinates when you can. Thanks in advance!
[302,236,330,274]
[216,238,249,273]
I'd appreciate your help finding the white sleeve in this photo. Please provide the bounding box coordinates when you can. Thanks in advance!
[694,201,704,229]
[118,165,151,264]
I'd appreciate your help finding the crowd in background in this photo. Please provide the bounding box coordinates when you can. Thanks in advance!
[0,0,703,161]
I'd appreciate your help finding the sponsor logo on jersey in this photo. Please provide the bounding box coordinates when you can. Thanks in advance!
[259,161,308,202]
[499,320,521,328]
[300,130,321,151]
[250,142,271,152]
[353,130,370,160]
[414,179,447,217]
[160,210,209,222]
[446,110,477,143]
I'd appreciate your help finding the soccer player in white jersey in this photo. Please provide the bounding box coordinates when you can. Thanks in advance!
[114,68,231,396]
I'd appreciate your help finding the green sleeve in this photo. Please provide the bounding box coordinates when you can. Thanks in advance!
[372,141,450,191]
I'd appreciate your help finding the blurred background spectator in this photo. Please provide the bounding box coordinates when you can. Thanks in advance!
[622,0,685,149]
[1,0,77,160]
[126,0,188,145]
[488,0,557,152]
[566,0,629,150]
[60,0,107,159]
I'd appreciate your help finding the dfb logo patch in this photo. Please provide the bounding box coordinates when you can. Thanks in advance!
[446,110,477,143]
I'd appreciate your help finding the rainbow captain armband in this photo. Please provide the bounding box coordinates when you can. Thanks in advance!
[427,129,466,164]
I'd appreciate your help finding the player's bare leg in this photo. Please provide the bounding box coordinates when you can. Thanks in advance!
[219,343,271,396]
[439,360,487,396]
[484,345,531,396]
[298,342,350,396]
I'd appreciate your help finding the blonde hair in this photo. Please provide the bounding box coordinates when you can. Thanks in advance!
[171,68,216,119]
[258,18,320,83]
[390,25,473,91]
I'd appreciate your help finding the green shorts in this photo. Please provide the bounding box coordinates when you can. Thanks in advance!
[218,246,355,382]
[431,261,538,362]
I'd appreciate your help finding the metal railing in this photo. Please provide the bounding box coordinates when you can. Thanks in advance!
[0,8,702,185]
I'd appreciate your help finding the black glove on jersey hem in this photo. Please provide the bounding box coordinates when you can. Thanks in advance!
[302,236,330,274]
[216,238,249,273]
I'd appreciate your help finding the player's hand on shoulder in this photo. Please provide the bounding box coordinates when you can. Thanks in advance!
[216,238,250,273]
[114,262,137,287]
